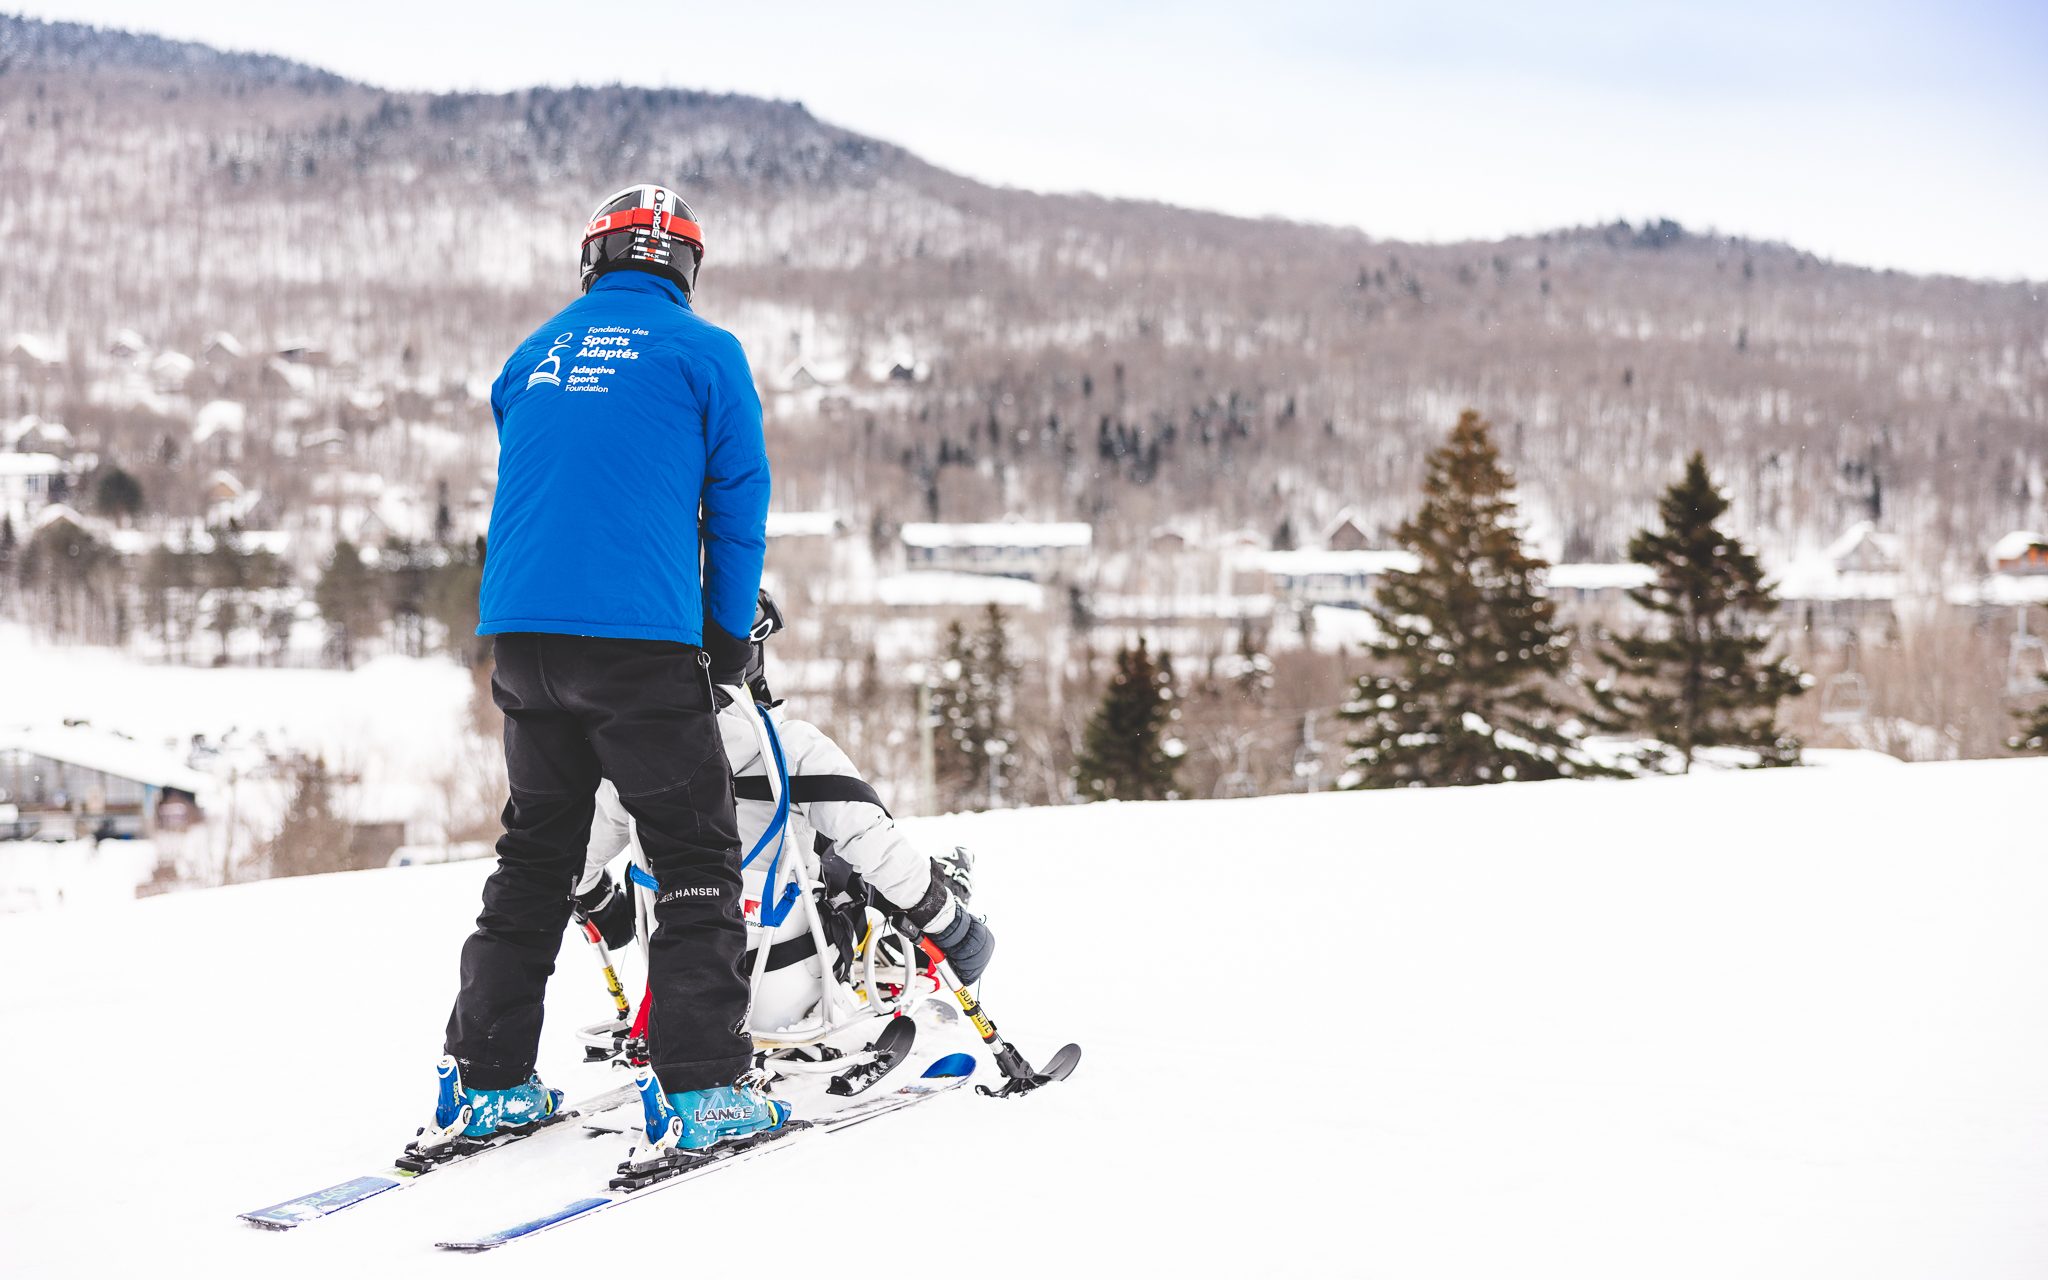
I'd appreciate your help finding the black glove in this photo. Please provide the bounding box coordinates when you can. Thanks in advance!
[702,619,752,689]
[571,870,637,951]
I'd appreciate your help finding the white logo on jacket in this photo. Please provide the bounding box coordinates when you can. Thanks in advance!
[525,331,575,388]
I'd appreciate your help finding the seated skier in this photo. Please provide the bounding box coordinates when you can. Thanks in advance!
[569,589,993,1148]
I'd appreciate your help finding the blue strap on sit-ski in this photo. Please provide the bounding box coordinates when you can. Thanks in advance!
[625,863,659,894]
[742,704,803,929]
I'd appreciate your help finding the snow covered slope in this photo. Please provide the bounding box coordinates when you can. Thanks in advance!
[5,759,2048,1278]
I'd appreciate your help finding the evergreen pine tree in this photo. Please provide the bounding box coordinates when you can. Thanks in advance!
[931,606,1021,808]
[93,466,144,523]
[205,526,249,664]
[315,540,379,670]
[1074,639,1181,801]
[265,756,355,878]
[1340,409,1597,788]
[1588,452,1805,771]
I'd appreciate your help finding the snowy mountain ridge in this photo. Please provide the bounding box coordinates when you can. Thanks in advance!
[1,12,2041,569]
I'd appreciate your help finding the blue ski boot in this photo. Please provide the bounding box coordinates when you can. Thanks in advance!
[634,1066,791,1151]
[425,1054,564,1146]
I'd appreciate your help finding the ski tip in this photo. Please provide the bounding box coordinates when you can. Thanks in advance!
[922,1052,977,1079]
[238,1174,404,1228]
[1043,1042,1083,1081]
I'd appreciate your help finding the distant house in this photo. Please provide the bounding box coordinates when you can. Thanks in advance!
[1825,521,1903,575]
[297,425,350,457]
[1990,531,2048,576]
[0,723,207,842]
[1547,562,1656,610]
[201,331,246,369]
[4,417,74,456]
[274,340,332,368]
[192,401,248,458]
[3,334,64,377]
[862,351,928,384]
[777,359,850,393]
[0,452,67,527]
[261,357,316,398]
[1235,548,1419,609]
[900,520,1093,581]
[203,469,265,527]
[149,351,197,394]
[1948,531,2048,610]
[106,329,151,361]
[1320,509,1373,552]
[766,510,843,539]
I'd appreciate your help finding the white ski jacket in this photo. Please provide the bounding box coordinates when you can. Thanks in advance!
[576,700,934,923]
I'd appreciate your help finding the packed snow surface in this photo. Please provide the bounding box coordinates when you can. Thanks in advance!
[5,759,2048,1277]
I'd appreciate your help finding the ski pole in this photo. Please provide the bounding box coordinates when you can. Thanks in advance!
[579,917,631,1023]
[907,928,1081,1098]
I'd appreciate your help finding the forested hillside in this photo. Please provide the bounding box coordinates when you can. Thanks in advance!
[2,13,2041,568]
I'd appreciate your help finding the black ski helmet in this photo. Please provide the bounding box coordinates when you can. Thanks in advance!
[579,184,704,295]
[744,588,785,701]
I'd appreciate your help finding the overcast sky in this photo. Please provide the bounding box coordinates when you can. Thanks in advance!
[17,0,2047,281]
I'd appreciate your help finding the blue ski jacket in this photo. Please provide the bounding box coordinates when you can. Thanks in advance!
[478,271,770,659]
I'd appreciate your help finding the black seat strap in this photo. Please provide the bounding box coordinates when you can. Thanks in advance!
[733,773,890,816]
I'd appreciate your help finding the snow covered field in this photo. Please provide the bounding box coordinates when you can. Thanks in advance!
[5,758,2048,1278]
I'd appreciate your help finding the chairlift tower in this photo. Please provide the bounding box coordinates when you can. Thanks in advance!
[2007,607,2048,697]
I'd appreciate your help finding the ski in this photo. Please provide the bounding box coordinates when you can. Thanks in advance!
[433,1053,978,1252]
[828,1013,916,1096]
[236,1082,638,1231]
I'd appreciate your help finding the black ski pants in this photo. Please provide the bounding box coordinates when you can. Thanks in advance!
[445,633,751,1093]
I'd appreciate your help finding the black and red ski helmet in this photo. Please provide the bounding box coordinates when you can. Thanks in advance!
[579,184,704,295]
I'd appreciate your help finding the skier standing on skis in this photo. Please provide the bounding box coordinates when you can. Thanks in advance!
[571,589,995,1043]
[433,183,785,1153]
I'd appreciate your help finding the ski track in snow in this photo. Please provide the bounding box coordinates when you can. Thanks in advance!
[4,759,2048,1277]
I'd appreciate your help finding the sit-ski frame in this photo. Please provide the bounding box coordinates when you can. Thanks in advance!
[574,690,934,1077]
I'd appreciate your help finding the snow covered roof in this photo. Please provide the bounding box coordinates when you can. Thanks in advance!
[900,521,1092,550]
[310,471,385,499]
[193,400,247,443]
[777,358,852,390]
[105,527,292,558]
[767,511,842,538]
[31,502,88,533]
[5,333,63,366]
[1319,507,1370,541]
[1823,521,1903,571]
[4,418,72,449]
[1092,594,1274,621]
[1548,563,1656,592]
[202,331,245,358]
[1990,530,2047,567]
[1774,566,1900,602]
[262,357,316,396]
[873,572,1046,609]
[107,328,150,357]
[0,451,66,478]
[0,723,209,794]
[1240,548,1420,577]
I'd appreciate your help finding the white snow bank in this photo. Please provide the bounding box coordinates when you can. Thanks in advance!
[0,624,471,794]
[4,758,2048,1277]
